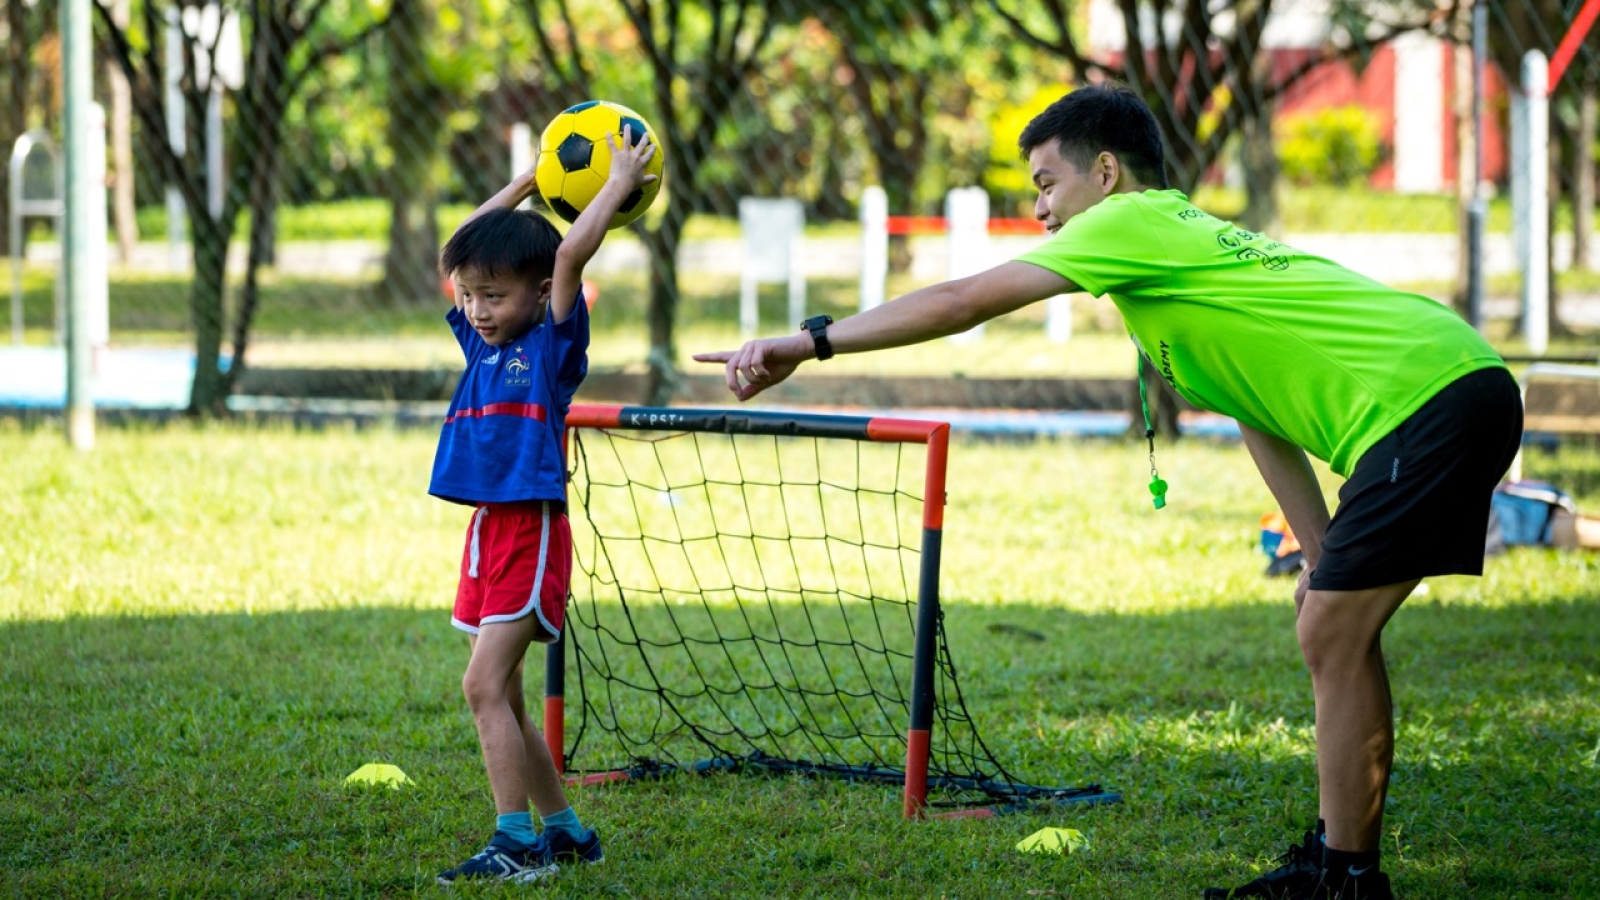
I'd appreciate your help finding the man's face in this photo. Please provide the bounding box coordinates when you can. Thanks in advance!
[452,266,547,346]
[1029,141,1112,235]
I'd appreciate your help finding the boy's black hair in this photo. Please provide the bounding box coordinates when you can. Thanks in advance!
[1018,81,1170,190]
[438,208,563,284]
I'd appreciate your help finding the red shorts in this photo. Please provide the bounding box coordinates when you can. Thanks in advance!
[452,501,572,641]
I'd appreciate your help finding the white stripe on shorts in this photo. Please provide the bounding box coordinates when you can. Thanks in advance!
[480,502,557,638]
[468,506,487,578]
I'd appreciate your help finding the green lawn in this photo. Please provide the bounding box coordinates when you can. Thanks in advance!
[1,423,1596,897]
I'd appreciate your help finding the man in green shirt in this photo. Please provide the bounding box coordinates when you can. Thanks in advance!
[695,83,1522,899]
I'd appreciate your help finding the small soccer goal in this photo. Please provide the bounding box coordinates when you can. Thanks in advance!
[543,405,1119,817]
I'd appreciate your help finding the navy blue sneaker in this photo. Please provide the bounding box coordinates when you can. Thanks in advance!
[545,827,604,865]
[436,831,555,885]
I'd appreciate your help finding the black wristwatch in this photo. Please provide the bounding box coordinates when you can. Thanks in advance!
[803,314,835,361]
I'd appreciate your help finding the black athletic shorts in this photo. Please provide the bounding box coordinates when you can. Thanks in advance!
[1309,367,1524,591]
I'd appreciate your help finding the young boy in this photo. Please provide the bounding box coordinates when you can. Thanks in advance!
[429,126,656,885]
[694,83,1522,900]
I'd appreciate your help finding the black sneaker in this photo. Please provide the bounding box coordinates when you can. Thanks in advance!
[1202,829,1323,899]
[436,831,555,885]
[1300,867,1393,900]
[545,827,604,865]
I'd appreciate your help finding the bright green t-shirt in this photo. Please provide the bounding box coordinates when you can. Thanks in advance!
[1015,189,1506,477]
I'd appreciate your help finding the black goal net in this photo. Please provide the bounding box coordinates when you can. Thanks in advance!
[547,406,1117,815]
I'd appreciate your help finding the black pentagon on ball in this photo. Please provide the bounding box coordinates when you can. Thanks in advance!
[546,195,582,224]
[618,116,648,147]
[563,100,599,114]
[556,133,594,173]
[618,187,644,214]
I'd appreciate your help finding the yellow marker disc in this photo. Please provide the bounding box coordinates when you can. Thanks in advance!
[344,763,413,789]
[1016,826,1087,855]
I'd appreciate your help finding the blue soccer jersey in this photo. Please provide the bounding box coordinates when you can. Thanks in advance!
[428,295,589,506]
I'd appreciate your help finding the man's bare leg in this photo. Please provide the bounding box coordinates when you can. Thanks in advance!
[1296,579,1419,853]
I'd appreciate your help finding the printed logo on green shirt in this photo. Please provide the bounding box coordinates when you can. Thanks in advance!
[1158,340,1177,391]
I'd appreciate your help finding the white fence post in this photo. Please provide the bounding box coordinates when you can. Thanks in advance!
[945,186,989,344]
[1521,50,1549,356]
[738,197,805,337]
[859,185,887,312]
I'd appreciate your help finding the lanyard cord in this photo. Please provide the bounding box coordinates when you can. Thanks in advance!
[1138,353,1169,510]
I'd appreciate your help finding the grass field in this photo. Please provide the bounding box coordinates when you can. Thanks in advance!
[2,422,1597,898]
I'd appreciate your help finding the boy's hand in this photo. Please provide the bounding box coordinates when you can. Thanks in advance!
[606,125,658,193]
[692,333,813,402]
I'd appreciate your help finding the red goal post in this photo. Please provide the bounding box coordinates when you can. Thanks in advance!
[549,404,951,817]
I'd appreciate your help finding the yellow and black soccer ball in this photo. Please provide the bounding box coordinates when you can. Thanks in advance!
[535,100,664,230]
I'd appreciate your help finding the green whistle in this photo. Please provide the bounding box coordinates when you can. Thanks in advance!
[1149,478,1168,509]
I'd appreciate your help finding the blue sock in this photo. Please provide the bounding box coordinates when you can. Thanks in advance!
[496,811,538,848]
[540,806,584,842]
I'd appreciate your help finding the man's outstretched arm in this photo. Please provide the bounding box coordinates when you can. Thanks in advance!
[693,261,1075,400]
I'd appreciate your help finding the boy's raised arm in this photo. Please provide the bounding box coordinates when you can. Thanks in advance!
[549,127,658,323]
[456,168,540,236]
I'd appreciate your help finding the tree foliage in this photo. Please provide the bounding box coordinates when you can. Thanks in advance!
[94,0,388,415]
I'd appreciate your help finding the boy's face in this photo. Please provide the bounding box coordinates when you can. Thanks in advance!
[1029,142,1117,235]
[452,266,550,346]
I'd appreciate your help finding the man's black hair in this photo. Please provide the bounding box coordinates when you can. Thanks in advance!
[1018,81,1170,190]
[438,208,563,284]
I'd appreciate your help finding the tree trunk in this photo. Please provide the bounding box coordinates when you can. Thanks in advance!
[811,121,852,220]
[643,217,683,406]
[382,0,443,306]
[1240,111,1280,234]
[222,7,303,396]
[643,125,693,406]
[188,212,230,416]
[2,0,29,256]
[108,0,137,265]
[846,54,927,275]
[226,113,283,395]
[1574,85,1595,271]
[1240,49,1280,236]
